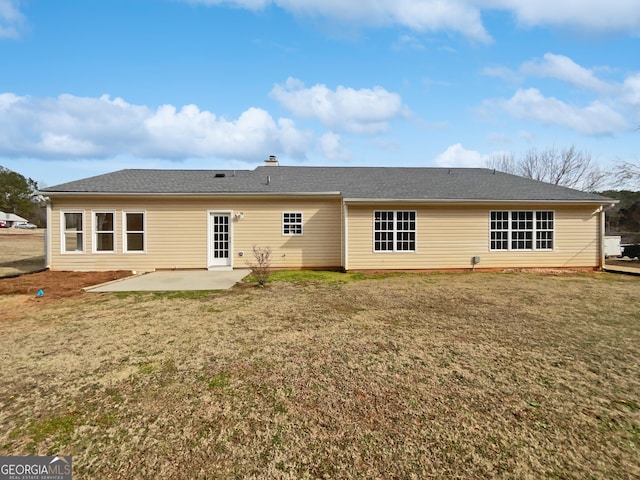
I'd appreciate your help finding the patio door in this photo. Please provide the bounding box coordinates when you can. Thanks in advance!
[209,213,232,268]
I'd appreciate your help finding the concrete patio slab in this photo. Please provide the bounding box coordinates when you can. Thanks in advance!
[604,263,640,276]
[85,269,251,292]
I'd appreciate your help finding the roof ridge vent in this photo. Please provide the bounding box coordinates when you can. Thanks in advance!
[214,173,226,178]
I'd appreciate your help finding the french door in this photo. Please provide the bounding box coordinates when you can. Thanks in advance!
[209,213,231,268]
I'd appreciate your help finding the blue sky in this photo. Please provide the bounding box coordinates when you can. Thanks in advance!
[0,0,639,187]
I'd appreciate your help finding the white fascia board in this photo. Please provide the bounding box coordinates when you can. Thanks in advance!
[42,191,342,198]
[342,198,618,206]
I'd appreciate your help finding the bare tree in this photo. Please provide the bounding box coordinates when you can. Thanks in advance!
[613,159,640,189]
[247,245,272,287]
[486,152,516,174]
[612,125,640,188]
[487,145,608,192]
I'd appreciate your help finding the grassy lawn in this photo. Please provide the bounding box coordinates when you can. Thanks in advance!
[0,230,46,277]
[1,271,639,479]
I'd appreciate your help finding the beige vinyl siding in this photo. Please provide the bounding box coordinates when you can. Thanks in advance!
[49,196,342,271]
[346,203,600,270]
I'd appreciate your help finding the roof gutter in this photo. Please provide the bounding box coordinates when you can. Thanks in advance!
[40,191,342,198]
[342,198,620,205]
[39,191,619,206]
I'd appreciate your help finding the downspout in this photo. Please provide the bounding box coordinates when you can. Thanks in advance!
[599,203,617,270]
[343,203,349,272]
[45,198,51,269]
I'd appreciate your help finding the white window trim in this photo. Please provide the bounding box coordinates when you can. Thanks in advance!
[123,210,146,254]
[60,210,85,254]
[92,210,116,254]
[282,212,303,236]
[372,210,417,253]
[489,210,555,252]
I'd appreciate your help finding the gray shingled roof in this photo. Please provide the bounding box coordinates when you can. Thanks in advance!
[41,166,614,202]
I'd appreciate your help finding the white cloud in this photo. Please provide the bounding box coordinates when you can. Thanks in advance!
[483,53,640,131]
[0,0,26,39]
[270,77,407,134]
[184,0,640,40]
[491,88,627,135]
[317,132,349,160]
[493,0,640,33]
[484,53,617,93]
[0,92,312,160]
[277,117,314,156]
[187,0,492,42]
[433,143,488,167]
[481,66,521,84]
[622,73,640,107]
[521,53,613,94]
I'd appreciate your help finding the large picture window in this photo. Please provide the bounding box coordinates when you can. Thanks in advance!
[374,211,416,252]
[490,211,554,251]
[282,212,303,235]
[124,212,145,252]
[62,211,84,253]
[94,211,115,253]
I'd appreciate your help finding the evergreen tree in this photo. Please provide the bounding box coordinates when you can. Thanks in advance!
[0,166,39,219]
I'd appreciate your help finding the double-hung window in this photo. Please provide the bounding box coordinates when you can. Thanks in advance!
[374,211,416,252]
[490,211,554,251]
[282,212,303,235]
[535,211,554,250]
[124,212,145,252]
[62,211,84,253]
[511,211,534,250]
[94,211,115,253]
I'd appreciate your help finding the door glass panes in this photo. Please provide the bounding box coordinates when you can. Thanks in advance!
[213,215,229,258]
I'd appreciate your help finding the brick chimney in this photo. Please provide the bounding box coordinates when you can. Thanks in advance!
[265,155,279,167]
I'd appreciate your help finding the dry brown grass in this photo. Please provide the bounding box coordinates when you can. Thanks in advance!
[0,272,639,479]
[0,230,46,277]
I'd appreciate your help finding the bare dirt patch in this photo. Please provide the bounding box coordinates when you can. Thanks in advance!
[0,272,639,479]
[0,230,131,300]
[0,270,133,299]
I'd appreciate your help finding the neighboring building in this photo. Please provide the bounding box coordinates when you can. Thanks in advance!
[0,212,28,227]
[40,161,617,272]
[604,236,622,257]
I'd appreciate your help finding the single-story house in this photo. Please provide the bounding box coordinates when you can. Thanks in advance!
[0,211,28,227]
[40,159,617,272]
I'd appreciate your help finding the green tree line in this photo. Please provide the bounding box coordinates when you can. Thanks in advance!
[600,190,640,244]
[0,166,39,221]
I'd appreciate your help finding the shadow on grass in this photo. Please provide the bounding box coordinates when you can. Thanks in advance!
[0,255,46,278]
[113,290,222,300]
[243,270,407,284]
